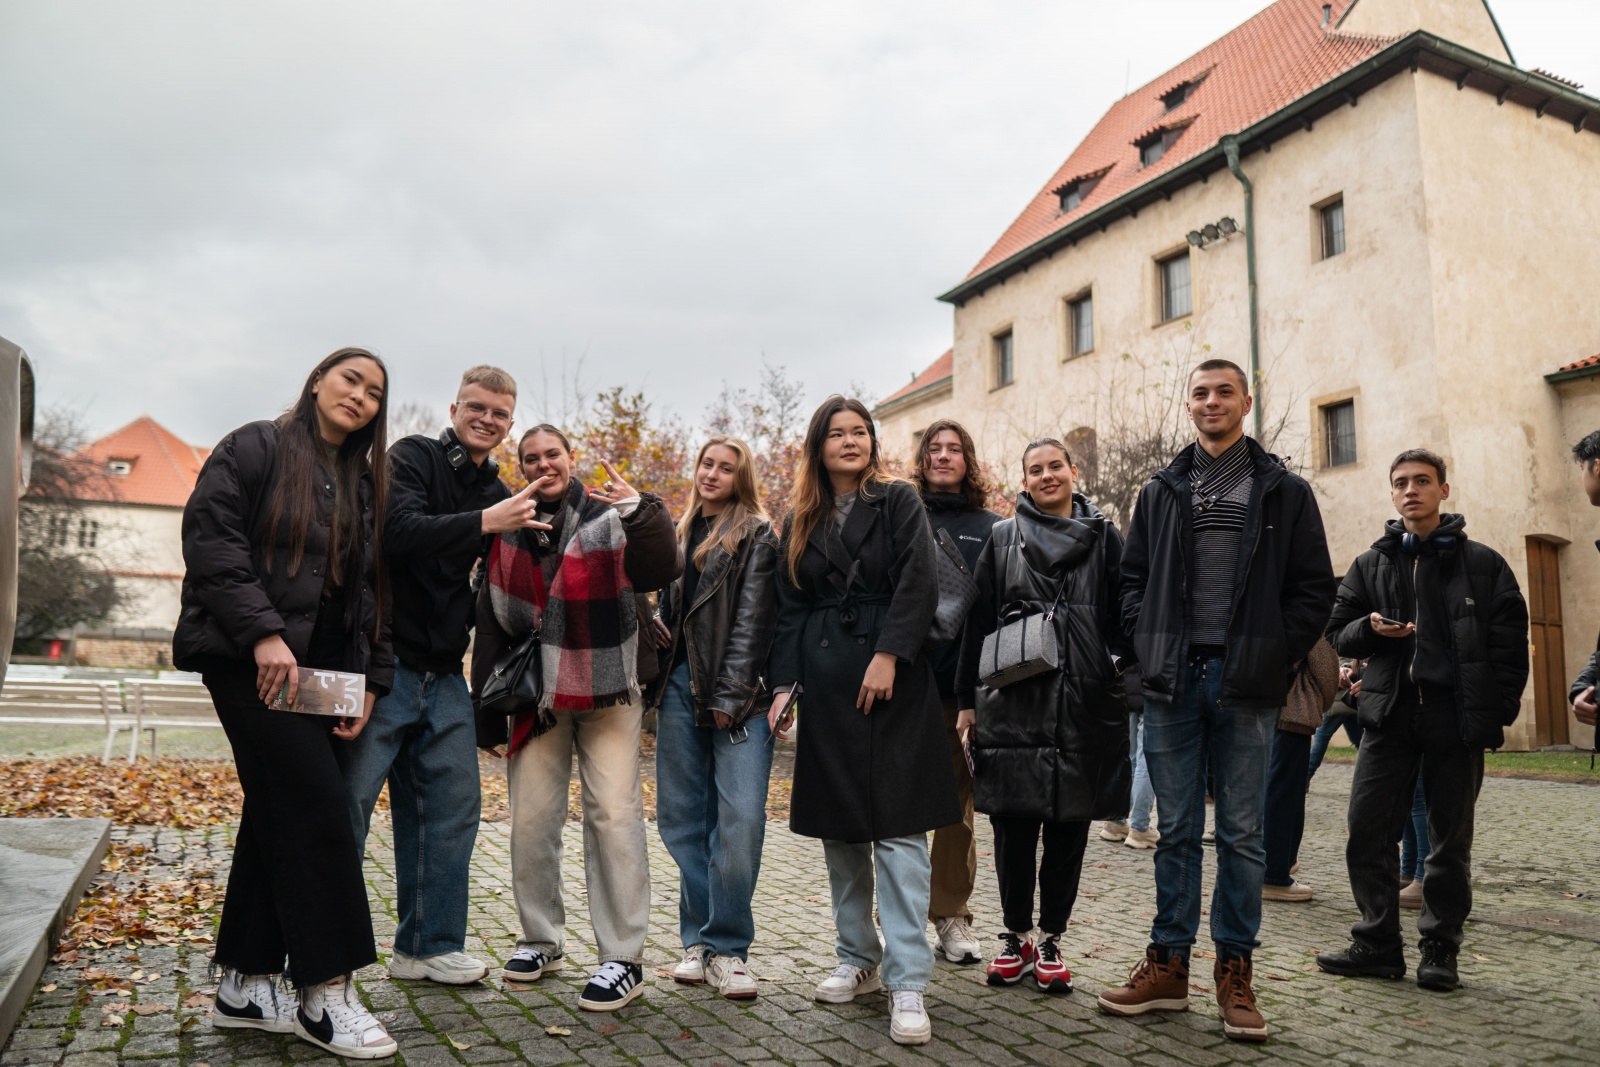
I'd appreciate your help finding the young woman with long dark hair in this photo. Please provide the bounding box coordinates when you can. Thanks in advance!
[956,439,1131,996]
[766,396,956,1046]
[174,347,397,1058]
[649,435,780,999]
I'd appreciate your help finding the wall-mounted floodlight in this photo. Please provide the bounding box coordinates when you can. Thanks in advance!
[1187,230,1204,248]
[1186,216,1245,250]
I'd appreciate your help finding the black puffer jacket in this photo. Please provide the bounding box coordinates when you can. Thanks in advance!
[650,517,780,727]
[174,419,393,694]
[1121,438,1335,709]
[922,492,1002,697]
[1326,514,1529,749]
[1569,539,1600,709]
[957,494,1131,822]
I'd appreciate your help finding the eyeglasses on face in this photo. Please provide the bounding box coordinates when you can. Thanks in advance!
[460,401,513,425]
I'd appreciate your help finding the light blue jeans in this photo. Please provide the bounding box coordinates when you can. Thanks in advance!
[1105,713,1154,832]
[344,663,481,959]
[654,662,774,959]
[822,835,934,991]
[1143,655,1276,956]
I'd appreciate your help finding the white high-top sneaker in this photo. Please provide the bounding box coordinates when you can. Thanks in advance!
[294,975,398,1059]
[889,990,932,1045]
[211,969,293,1033]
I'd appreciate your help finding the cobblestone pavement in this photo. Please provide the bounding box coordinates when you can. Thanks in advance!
[6,764,1597,1067]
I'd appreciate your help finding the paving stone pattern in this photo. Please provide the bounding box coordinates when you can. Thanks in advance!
[5,765,1598,1066]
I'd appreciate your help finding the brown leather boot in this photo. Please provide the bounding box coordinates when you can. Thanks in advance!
[1096,946,1189,1016]
[1214,954,1268,1042]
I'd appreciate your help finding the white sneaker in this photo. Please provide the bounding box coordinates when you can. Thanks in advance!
[672,946,706,985]
[389,949,489,985]
[813,963,883,1004]
[889,990,932,1045]
[1125,826,1160,849]
[704,954,759,1000]
[934,917,983,964]
[211,969,293,1033]
[500,945,564,982]
[294,975,398,1060]
[1098,821,1130,841]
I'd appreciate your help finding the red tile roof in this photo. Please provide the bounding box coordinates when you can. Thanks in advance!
[877,349,953,409]
[73,416,210,508]
[964,0,1393,280]
[1556,354,1600,375]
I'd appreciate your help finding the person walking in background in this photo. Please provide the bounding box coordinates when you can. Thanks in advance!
[174,348,398,1058]
[1307,662,1364,780]
[766,396,956,1046]
[473,425,682,1011]
[1317,450,1529,992]
[914,418,1001,966]
[344,365,544,987]
[650,436,781,1000]
[956,439,1131,996]
[1397,776,1429,909]
[1098,359,1335,1043]
[1261,637,1340,903]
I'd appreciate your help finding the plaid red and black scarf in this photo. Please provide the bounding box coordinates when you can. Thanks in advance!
[486,477,638,752]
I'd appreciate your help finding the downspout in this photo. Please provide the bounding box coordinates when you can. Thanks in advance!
[1220,135,1261,439]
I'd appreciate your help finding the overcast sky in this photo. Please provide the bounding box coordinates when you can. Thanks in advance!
[3,1,1595,448]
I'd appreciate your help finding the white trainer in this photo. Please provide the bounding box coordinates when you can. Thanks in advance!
[934,917,983,964]
[814,963,883,1004]
[705,954,759,1000]
[1125,826,1160,850]
[889,990,932,1045]
[211,969,293,1033]
[389,950,489,985]
[672,946,706,985]
[294,975,398,1060]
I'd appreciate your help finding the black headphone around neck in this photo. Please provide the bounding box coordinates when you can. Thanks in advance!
[1400,531,1456,556]
[441,429,480,486]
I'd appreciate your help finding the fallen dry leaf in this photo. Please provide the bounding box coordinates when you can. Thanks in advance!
[100,1002,129,1014]
[40,984,56,993]
[448,1037,472,1050]
[595,1024,620,1034]
[1472,954,1491,962]
[544,1026,572,1037]
[131,1003,170,1016]
[100,1015,125,1028]
[182,993,213,1009]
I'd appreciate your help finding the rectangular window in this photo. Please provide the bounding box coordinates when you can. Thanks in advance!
[994,330,1014,387]
[1323,400,1357,467]
[1068,295,1094,357]
[1159,253,1192,321]
[1320,198,1346,259]
[48,513,70,548]
[77,518,99,549]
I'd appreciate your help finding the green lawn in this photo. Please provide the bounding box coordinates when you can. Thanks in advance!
[1322,745,1600,782]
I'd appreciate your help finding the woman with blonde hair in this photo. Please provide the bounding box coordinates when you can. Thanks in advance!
[649,435,781,1000]
[766,396,956,1046]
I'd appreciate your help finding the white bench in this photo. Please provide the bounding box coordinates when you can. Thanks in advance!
[0,679,128,762]
[123,678,221,760]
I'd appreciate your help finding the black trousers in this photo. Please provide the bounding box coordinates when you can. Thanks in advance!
[1345,697,1483,953]
[206,667,377,986]
[989,816,1090,935]
[1263,729,1310,886]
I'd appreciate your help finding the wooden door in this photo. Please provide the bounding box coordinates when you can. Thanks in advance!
[1526,537,1568,748]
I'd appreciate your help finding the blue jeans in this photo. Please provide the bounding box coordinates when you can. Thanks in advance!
[1400,772,1429,880]
[343,663,481,959]
[654,662,774,959]
[1143,655,1276,956]
[823,836,934,991]
[1106,713,1155,831]
[1263,729,1311,886]
[1308,710,1363,779]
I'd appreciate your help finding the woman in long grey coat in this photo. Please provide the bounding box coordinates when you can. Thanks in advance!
[767,396,956,1048]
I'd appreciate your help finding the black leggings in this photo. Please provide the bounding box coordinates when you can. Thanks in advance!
[206,667,376,986]
[989,816,1091,936]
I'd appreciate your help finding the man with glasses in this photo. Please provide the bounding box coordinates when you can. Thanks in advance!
[345,365,549,984]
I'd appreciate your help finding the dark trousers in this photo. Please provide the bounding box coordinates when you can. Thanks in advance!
[206,668,377,986]
[1263,729,1310,886]
[1345,698,1483,953]
[988,816,1090,935]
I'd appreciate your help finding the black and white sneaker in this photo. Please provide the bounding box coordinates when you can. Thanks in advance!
[500,946,564,982]
[211,968,293,1033]
[293,975,397,1059]
[578,961,645,1012]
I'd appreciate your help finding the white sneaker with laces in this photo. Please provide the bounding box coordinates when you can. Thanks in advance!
[294,975,397,1060]
[211,969,293,1033]
[934,917,983,964]
[889,990,932,1045]
[672,946,706,985]
[388,949,489,985]
[814,963,883,1004]
[704,954,759,1000]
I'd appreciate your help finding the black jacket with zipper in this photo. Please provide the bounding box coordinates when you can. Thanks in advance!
[1121,437,1335,709]
[1325,514,1530,749]
[922,492,1002,697]
[649,516,781,727]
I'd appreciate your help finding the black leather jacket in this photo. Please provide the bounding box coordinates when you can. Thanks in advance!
[650,516,780,726]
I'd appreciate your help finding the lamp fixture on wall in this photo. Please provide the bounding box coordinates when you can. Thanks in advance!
[1186,216,1243,250]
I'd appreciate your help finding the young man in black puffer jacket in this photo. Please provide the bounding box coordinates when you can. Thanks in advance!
[1317,449,1528,993]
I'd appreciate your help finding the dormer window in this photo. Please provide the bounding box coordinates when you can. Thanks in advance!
[1056,174,1103,213]
[1137,123,1191,168]
[1160,71,1209,112]
[107,459,133,476]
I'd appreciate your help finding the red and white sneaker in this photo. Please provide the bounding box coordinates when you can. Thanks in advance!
[986,931,1036,986]
[1035,934,1074,994]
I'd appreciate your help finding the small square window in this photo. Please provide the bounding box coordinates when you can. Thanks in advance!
[1323,400,1357,467]
[107,459,133,476]
[1137,125,1188,169]
[1057,174,1102,213]
[994,330,1015,388]
[1320,199,1346,259]
[1159,253,1192,322]
[1068,295,1094,357]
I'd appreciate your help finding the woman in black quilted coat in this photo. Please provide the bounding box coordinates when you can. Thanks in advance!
[956,438,1132,995]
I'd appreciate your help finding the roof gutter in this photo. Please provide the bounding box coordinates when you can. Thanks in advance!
[1545,364,1600,386]
[1220,136,1261,439]
[938,31,1599,307]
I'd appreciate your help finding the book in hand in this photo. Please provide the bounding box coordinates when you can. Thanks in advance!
[270,668,366,717]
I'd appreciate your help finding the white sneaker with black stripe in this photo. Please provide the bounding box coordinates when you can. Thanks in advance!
[211,969,293,1034]
[293,975,397,1059]
[500,945,564,982]
[578,961,645,1012]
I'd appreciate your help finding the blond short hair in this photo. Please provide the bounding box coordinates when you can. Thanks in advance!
[459,365,517,401]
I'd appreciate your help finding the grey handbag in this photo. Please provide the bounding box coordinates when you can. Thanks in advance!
[978,574,1069,689]
[927,527,979,645]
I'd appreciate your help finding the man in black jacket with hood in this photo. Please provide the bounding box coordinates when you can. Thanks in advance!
[1317,449,1528,992]
[1099,359,1335,1043]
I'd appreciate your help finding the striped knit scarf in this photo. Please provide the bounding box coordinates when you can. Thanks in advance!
[486,477,638,752]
